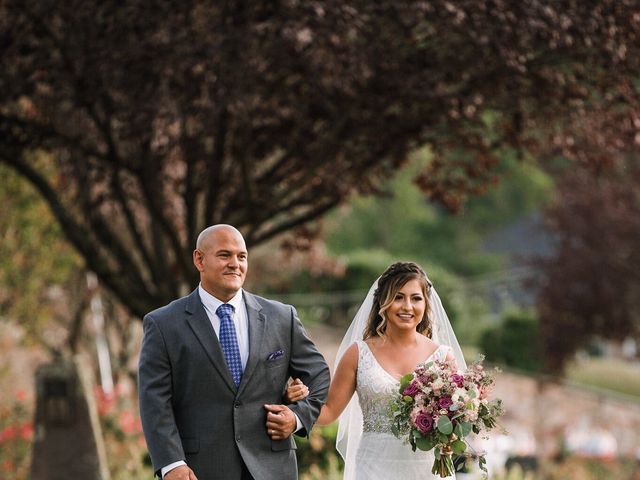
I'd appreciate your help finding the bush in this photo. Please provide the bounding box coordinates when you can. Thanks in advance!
[0,391,33,480]
[95,382,154,480]
[480,310,543,373]
[296,423,343,480]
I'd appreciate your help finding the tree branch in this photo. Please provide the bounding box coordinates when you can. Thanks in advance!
[110,168,159,286]
[205,108,229,226]
[249,198,339,246]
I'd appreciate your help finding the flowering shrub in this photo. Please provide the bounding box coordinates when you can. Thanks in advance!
[0,390,33,480]
[94,382,153,480]
[390,355,504,477]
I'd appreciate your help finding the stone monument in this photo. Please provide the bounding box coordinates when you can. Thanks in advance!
[30,356,110,480]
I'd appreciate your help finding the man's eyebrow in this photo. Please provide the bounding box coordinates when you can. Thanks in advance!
[215,249,248,255]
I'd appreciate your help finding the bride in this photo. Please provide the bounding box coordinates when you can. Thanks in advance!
[287,262,466,479]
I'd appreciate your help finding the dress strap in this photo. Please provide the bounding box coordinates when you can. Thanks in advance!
[432,344,451,362]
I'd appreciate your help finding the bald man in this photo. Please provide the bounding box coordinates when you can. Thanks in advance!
[139,225,330,480]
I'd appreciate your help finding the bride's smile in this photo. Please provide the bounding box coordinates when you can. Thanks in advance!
[385,279,426,330]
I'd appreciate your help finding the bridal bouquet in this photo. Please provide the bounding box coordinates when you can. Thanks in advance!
[390,355,504,478]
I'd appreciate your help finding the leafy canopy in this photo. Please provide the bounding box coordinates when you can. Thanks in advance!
[1,1,638,317]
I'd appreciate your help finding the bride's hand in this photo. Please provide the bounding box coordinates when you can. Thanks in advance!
[285,378,309,403]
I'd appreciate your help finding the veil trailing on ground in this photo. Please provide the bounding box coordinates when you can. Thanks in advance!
[334,278,466,480]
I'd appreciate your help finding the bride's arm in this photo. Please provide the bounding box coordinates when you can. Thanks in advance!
[286,343,359,425]
[315,342,358,425]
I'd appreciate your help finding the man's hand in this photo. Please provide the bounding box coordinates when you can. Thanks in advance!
[165,465,197,480]
[264,404,297,440]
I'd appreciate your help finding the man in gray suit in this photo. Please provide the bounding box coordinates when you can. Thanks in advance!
[139,224,330,480]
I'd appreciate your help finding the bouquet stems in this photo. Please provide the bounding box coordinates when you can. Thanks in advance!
[431,448,455,478]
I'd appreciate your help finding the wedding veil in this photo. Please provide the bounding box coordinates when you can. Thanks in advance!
[334,278,466,480]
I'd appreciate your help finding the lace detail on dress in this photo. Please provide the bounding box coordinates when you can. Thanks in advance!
[356,341,449,434]
[356,341,398,433]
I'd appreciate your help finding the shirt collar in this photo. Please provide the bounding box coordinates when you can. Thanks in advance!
[198,284,244,315]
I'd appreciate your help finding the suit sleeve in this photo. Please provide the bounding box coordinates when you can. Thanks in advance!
[138,314,185,476]
[286,306,331,436]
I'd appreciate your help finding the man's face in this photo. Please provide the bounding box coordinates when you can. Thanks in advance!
[194,228,248,302]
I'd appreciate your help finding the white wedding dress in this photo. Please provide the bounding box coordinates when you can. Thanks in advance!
[352,340,455,480]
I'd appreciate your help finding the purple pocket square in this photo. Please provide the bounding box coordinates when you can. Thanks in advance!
[267,349,284,361]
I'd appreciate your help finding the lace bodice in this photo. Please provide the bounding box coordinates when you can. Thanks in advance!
[356,340,449,434]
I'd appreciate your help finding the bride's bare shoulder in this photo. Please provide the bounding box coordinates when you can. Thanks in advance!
[336,342,359,370]
[420,335,441,354]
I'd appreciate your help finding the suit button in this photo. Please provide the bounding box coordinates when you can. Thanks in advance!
[234,401,240,408]
[236,435,241,441]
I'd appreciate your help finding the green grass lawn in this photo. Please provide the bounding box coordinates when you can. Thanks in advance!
[565,356,640,400]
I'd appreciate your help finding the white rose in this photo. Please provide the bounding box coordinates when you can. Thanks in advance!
[451,387,467,403]
[431,378,444,391]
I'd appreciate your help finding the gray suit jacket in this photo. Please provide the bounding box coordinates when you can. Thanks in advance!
[138,289,330,480]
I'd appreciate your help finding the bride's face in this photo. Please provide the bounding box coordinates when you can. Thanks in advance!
[385,279,426,332]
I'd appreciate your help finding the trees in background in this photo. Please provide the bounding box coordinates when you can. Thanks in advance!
[1,1,638,318]
[0,165,142,381]
[480,310,543,373]
[536,158,640,372]
[0,164,85,354]
[326,151,553,277]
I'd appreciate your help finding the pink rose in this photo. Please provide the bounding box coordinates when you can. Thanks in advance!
[438,396,453,409]
[403,381,420,397]
[450,374,464,387]
[414,411,434,434]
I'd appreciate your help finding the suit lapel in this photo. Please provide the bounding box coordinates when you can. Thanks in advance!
[237,291,266,396]
[184,289,237,393]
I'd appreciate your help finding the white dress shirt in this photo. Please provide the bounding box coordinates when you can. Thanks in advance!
[198,285,250,369]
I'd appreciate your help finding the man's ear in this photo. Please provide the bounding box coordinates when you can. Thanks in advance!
[193,249,204,271]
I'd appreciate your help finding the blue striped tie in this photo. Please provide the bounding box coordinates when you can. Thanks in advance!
[216,304,243,386]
